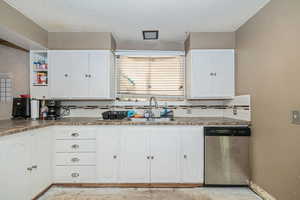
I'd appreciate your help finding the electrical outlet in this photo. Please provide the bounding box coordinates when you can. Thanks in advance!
[291,111,300,124]
[186,108,192,114]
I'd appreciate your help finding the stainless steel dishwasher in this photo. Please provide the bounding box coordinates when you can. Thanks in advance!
[204,127,251,186]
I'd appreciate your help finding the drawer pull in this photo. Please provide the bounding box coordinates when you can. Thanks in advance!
[71,133,79,137]
[71,172,80,178]
[71,157,80,162]
[71,144,79,149]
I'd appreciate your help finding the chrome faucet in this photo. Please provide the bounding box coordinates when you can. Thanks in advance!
[145,96,158,120]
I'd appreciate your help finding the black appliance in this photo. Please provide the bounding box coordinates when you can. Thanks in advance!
[46,100,61,120]
[102,111,128,120]
[12,98,31,119]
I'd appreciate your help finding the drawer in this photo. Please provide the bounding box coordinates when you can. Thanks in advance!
[55,126,96,140]
[55,140,96,153]
[54,166,96,183]
[56,153,96,166]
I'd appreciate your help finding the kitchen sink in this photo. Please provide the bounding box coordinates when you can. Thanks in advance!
[129,118,173,122]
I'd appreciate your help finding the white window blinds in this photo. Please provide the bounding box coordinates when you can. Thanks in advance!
[116,56,184,98]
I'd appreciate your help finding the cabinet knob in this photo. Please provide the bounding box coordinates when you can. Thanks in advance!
[71,144,79,149]
[184,155,188,159]
[27,167,32,171]
[64,74,68,77]
[88,74,92,78]
[151,156,154,160]
[71,132,79,137]
[71,157,80,162]
[32,165,38,169]
[71,173,80,178]
[147,156,150,160]
[113,155,117,159]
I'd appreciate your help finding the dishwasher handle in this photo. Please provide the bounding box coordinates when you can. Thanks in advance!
[204,127,251,136]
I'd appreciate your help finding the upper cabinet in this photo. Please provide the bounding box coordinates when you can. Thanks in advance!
[30,50,115,100]
[49,50,115,100]
[186,49,235,99]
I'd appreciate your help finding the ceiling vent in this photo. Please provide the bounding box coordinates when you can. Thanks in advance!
[143,30,159,40]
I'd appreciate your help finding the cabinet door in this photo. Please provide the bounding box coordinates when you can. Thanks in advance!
[119,127,150,183]
[50,51,89,98]
[96,127,120,183]
[50,51,73,98]
[0,134,32,200]
[190,51,214,98]
[88,53,110,99]
[31,128,53,197]
[69,52,89,98]
[211,50,234,98]
[181,127,204,183]
[150,127,180,183]
[189,50,234,99]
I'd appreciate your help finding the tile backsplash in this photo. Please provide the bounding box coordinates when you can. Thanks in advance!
[61,95,251,121]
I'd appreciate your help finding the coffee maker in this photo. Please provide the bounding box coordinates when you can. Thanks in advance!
[12,97,31,119]
[46,100,61,120]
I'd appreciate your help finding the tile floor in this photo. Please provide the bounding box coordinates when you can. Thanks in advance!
[38,187,262,200]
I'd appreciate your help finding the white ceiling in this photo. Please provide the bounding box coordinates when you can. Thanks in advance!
[4,0,270,43]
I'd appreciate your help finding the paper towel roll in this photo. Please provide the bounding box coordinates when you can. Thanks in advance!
[31,99,40,120]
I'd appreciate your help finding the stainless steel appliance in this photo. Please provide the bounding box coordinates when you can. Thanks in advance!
[204,127,251,186]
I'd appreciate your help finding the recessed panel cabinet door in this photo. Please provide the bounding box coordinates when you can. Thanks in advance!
[0,135,32,200]
[50,52,73,98]
[211,50,234,98]
[31,128,53,197]
[89,53,110,98]
[69,52,89,98]
[50,52,89,99]
[181,127,204,183]
[119,127,150,183]
[149,127,180,183]
[96,127,120,183]
[187,49,235,99]
[190,51,213,98]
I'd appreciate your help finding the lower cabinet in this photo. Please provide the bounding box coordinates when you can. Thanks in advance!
[0,125,204,199]
[0,127,53,200]
[95,126,204,184]
[53,126,97,183]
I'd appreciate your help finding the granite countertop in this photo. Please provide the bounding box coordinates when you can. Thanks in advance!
[0,117,250,137]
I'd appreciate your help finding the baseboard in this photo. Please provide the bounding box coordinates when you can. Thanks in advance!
[32,184,53,200]
[53,183,203,188]
[250,182,277,200]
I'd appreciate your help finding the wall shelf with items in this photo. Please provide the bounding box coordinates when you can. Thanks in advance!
[30,50,50,99]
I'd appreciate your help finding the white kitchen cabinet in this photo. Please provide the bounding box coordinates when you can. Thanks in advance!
[180,127,204,183]
[119,127,150,183]
[0,128,53,200]
[186,49,235,99]
[150,127,180,183]
[0,133,32,200]
[96,126,120,183]
[30,128,53,197]
[53,126,97,183]
[49,50,114,99]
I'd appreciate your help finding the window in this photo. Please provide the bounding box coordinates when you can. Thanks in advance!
[116,55,184,98]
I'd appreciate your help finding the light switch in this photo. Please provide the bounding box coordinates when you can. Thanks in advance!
[291,111,300,124]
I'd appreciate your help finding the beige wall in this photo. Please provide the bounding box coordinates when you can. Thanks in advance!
[0,45,29,120]
[236,0,300,199]
[185,32,236,51]
[0,1,48,47]
[48,32,115,50]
